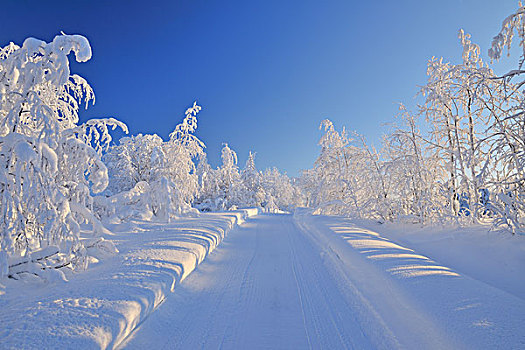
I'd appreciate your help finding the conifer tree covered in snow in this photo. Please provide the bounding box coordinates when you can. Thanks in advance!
[240,152,265,207]
[216,143,242,209]
[0,34,126,279]
[194,145,301,212]
[194,143,243,211]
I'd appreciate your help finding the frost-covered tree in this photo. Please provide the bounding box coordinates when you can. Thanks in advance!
[260,167,296,212]
[305,119,392,220]
[485,3,525,232]
[0,35,126,279]
[191,143,242,211]
[420,30,502,222]
[489,1,525,68]
[240,152,265,207]
[193,152,220,211]
[102,102,204,221]
[308,119,361,216]
[160,102,205,217]
[382,106,440,223]
[104,133,165,194]
[193,147,301,212]
[297,5,525,233]
[216,143,242,209]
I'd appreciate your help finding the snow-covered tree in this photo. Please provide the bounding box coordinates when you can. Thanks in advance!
[304,120,354,215]
[294,5,525,233]
[485,3,525,232]
[161,102,205,217]
[260,167,296,212]
[382,106,440,223]
[215,143,242,209]
[0,35,126,279]
[240,152,265,207]
[193,152,220,211]
[104,133,165,194]
[420,30,503,222]
[191,143,242,211]
[489,2,525,67]
[102,102,204,221]
[193,147,302,212]
[307,119,361,216]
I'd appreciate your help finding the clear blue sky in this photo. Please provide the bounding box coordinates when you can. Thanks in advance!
[0,0,519,176]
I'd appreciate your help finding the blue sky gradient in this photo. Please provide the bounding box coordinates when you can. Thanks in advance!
[0,0,520,176]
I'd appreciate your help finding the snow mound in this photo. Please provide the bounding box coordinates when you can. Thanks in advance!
[0,209,259,349]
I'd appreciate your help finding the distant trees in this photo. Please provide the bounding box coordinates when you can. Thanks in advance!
[241,152,266,208]
[193,144,301,212]
[192,143,240,211]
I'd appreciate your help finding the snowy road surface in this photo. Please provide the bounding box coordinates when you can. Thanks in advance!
[123,213,525,349]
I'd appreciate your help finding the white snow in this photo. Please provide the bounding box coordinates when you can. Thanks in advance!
[1,209,523,349]
[123,210,525,349]
[350,217,525,300]
[0,209,258,349]
[2,16,524,350]
[295,210,525,349]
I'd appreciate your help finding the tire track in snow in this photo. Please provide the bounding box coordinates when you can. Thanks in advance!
[123,222,257,350]
[287,215,372,349]
[288,229,313,349]
[295,211,525,349]
[229,215,309,349]
[218,221,260,348]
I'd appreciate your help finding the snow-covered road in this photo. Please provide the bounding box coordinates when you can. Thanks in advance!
[124,213,377,349]
[123,213,525,349]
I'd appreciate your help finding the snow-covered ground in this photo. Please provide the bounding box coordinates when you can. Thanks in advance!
[123,213,379,349]
[295,210,525,349]
[1,209,524,349]
[0,209,258,349]
[351,217,525,301]
[125,211,524,349]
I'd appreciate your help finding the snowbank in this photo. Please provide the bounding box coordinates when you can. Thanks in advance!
[0,208,259,349]
[351,218,525,300]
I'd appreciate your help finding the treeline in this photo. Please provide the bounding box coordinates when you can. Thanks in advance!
[300,10,525,234]
[0,34,302,279]
[99,120,303,222]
